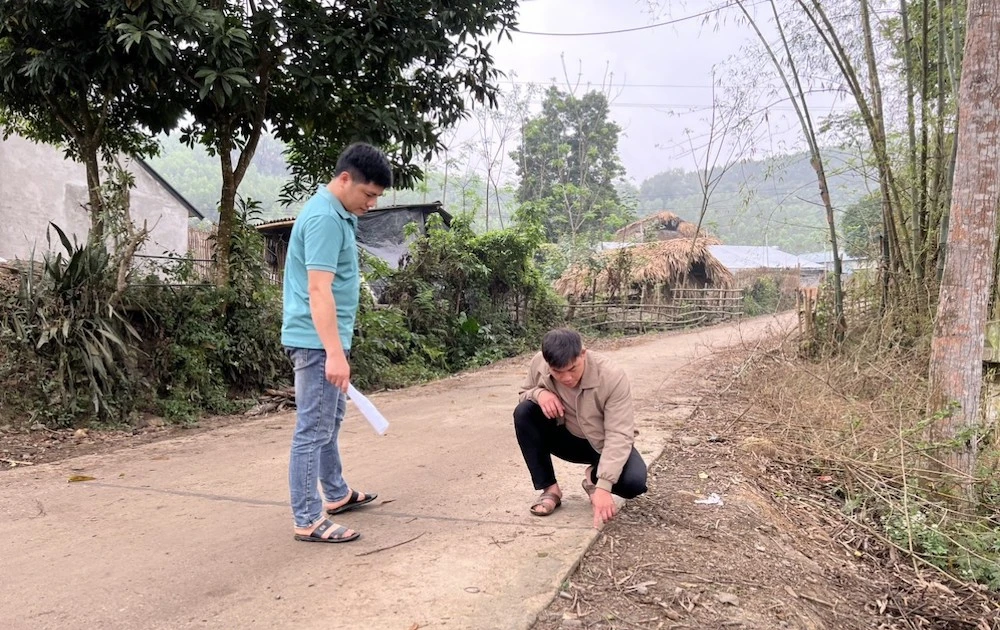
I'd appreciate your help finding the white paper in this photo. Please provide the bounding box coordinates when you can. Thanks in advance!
[347,384,389,435]
[694,492,724,506]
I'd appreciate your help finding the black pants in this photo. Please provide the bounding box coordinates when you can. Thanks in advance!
[513,400,648,498]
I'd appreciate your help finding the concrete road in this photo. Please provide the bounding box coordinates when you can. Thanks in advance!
[0,314,794,630]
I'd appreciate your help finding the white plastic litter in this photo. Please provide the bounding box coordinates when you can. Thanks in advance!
[694,493,724,506]
[347,384,389,435]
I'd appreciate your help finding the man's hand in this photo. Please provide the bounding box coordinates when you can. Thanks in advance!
[591,488,616,528]
[325,352,351,393]
[536,390,565,419]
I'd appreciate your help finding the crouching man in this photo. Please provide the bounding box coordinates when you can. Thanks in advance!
[514,328,648,528]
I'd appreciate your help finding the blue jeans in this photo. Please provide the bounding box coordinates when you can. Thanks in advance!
[285,347,350,528]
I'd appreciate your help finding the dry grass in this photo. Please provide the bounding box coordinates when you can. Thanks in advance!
[734,312,1000,593]
[554,237,733,301]
[613,211,705,241]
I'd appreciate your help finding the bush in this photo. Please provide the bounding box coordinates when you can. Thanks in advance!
[742,275,781,316]
[128,202,285,421]
[0,200,287,427]
[0,203,563,424]
[354,213,563,390]
[0,226,139,426]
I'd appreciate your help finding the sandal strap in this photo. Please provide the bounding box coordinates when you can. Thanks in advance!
[312,519,351,540]
[312,519,335,538]
[326,524,350,539]
[533,492,560,506]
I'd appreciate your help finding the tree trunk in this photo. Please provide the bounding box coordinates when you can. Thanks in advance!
[83,149,105,243]
[926,0,1000,498]
[915,0,931,304]
[215,143,237,287]
[900,0,920,282]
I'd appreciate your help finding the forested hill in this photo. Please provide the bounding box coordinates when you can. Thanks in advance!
[145,133,301,223]
[637,150,872,253]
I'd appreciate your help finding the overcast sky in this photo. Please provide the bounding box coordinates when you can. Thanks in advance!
[450,0,851,185]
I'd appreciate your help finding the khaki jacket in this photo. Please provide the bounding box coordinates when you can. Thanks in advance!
[518,351,635,491]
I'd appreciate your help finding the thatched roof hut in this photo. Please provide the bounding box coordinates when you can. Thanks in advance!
[614,211,705,242]
[554,237,733,302]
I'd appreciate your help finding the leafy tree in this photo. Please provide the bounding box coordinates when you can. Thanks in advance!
[0,0,204,241]
[172,0,517,285]
[512,88,629,245]
[842,193,882,258]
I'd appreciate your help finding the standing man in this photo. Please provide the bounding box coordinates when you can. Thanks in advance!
[282,143,392,543]
[514,328,648,528]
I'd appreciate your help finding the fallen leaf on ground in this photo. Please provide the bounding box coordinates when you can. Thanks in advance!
[67,475,95,483]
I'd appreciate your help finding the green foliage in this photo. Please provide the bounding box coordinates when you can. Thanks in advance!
[743,276,782,316]
[353,214,563,391]
[129,201,285,421]
[3,0,518,284]
[842,193,882,258]
[0,0,197,157]
[878,500,1000,590]
[0,201,285,427]
[0,0,206,238]
[0,225,139,426]
[154,0,517,281]
[512,87,632,242]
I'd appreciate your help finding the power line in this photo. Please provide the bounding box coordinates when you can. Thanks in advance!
[513,0,765,37]
[498,79,717,89]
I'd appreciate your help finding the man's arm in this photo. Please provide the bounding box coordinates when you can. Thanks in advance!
[308,269,350,391]
[590,370,634,527]
[518,353,565,418]
[594,371,635,492]
[518,353,548,403]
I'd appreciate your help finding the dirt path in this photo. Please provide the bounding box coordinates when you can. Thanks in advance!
[0,315,794,630]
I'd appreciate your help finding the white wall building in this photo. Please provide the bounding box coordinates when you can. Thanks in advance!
[0,133,202,262]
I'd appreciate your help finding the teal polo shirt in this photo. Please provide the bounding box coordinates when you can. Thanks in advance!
[281,185,361,351]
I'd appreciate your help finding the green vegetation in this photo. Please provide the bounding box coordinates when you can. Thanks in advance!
[0,195,562,426]
[0,202,284,426]
[353,215,562,391]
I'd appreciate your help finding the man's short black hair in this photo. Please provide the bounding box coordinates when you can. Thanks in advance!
[541,328,584,369]
[334,142,393,188]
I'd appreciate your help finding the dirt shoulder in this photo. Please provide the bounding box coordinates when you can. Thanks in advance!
[532,347,1000,630]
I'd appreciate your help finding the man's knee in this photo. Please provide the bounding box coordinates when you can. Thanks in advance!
[616,456,648,499]
[617,475,648,499]
[513,399,542,426]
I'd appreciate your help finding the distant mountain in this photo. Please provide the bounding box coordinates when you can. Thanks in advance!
[637,149,872,254]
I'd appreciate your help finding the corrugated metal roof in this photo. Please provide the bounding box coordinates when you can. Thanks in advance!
[708,245,824,270]
[252,201,453,232]
[596,241,637,251]
[798,251,863,264]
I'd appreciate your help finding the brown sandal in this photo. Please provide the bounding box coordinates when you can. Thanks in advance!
[530,491,562,516]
